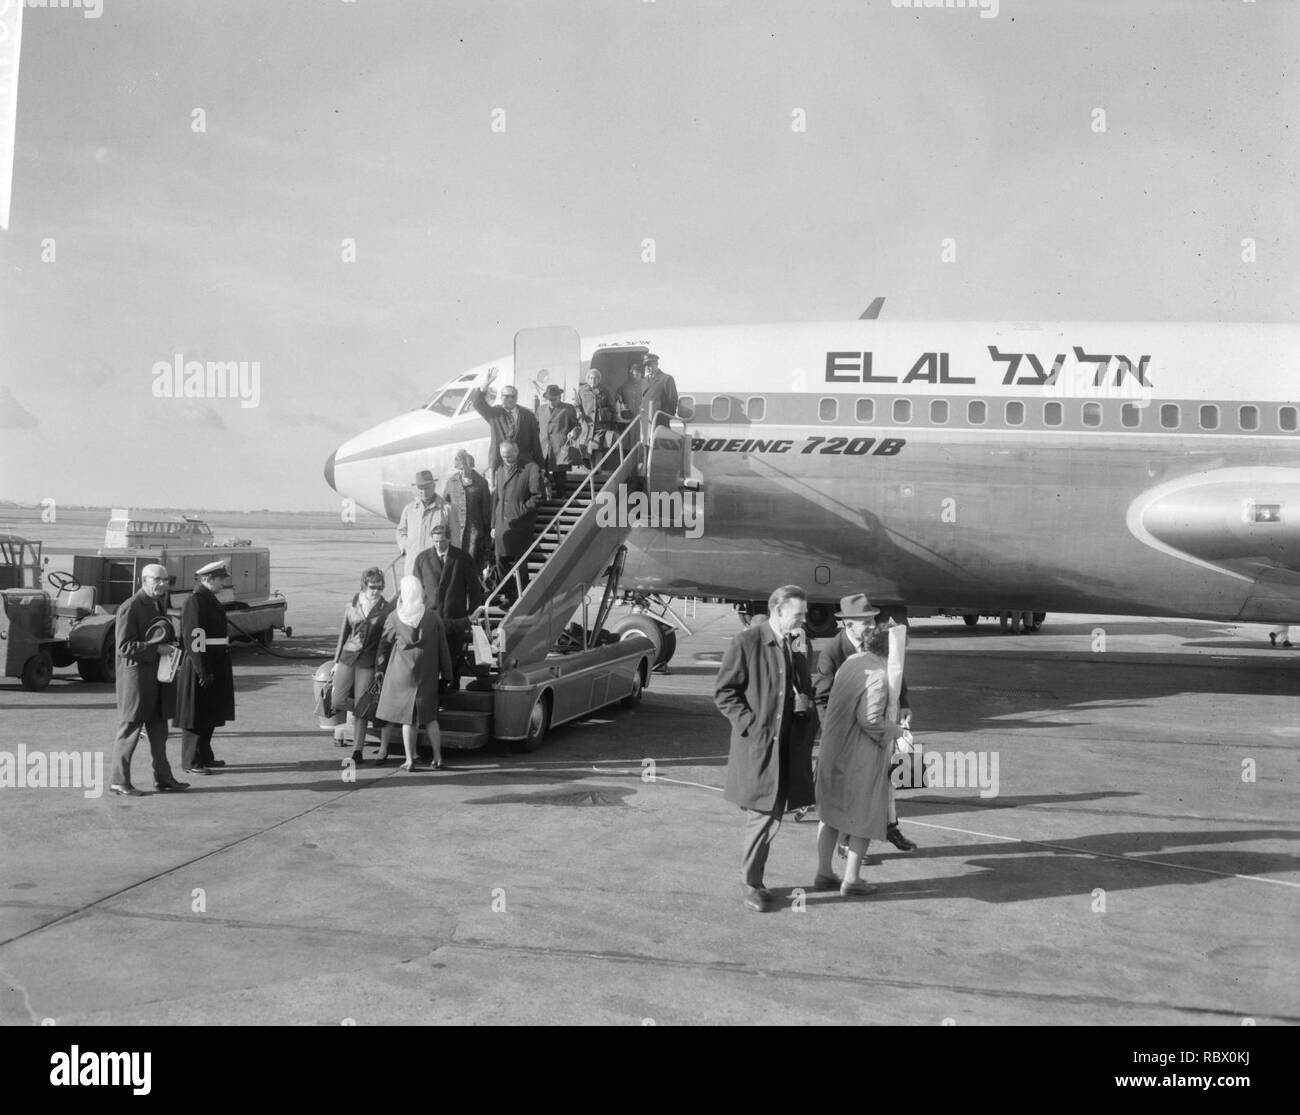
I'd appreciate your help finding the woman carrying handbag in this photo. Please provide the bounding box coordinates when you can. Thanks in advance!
[332,567,396,766]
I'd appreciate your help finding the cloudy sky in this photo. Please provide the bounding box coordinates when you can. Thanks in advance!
[0,0,1294,511]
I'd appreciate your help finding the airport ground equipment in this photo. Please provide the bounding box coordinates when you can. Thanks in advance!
[0,534,120,690]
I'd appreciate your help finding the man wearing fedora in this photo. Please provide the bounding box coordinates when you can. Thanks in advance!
[714,584,819,912]
[810,593,917,852]
[174,560,236,775]
[397,469,460,580]
[109,563,188,796]
[536,382,580,491]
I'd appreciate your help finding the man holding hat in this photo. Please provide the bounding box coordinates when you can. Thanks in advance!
[536,382,580,490]
[174,560,236,774]
[109,564,187,795]
[811,593,917,853]
[640,353,678,429]
[397,469,460,580]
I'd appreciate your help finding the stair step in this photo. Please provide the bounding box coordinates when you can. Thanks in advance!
[439,728,492,751]
[438,708,493,731]
[441,688,494,712]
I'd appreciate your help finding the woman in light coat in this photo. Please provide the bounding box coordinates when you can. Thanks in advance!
[376,577,455,771]
[813,646,900,897]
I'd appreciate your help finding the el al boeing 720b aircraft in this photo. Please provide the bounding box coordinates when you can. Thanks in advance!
[324,304,1300,666]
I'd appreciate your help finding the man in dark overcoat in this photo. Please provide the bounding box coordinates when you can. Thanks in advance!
[536,384,580,490]
[641,353,679,429]
[713,584,819,911]
[491,440,544,602]
[110,563,188,795]
[413,523,483,683]
[471,368,543,474]
[174,560,236,774]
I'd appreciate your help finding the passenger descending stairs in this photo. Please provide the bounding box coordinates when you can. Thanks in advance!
[435,452,633,750]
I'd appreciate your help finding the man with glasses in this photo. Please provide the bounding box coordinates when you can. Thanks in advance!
[110,564,188,796]
[471,367,543,475]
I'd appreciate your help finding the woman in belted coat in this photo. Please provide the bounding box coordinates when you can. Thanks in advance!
[376,577,454,771]
[814,646,899,896]
[174,563,236,773]
[331,565,396,765]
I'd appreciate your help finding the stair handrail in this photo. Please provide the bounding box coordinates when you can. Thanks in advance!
[643,410,689,488]
[471,414,649,639]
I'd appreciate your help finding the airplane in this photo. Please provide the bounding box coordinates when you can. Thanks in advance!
[324,305,1300,667]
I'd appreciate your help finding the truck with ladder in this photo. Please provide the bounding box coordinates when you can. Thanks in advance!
[428,327,696,752]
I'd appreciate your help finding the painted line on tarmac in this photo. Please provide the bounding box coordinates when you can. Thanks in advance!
[904,818,1300,890]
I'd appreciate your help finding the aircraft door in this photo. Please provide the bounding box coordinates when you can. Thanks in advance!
[514,326,582,412]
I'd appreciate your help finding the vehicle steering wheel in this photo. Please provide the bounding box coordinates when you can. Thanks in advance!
[47,570,81,592]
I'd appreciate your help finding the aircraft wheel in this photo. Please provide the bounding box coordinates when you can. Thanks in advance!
[1028,612,1047,632]
[622,661,647,709]
[963,615,979,628]
[804,603,838,639]
[513,691,551,753]
[610,614,670,667]
[21,651,53,692]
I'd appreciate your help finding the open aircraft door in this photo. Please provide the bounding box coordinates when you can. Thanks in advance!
[514,326,581,412]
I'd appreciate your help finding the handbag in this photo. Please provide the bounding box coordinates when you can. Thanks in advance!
[353,670,384,722]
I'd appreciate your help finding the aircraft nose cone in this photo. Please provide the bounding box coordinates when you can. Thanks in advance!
[324,449,337,492]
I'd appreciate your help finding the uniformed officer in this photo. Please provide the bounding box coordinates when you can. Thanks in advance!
[174,560,236,774]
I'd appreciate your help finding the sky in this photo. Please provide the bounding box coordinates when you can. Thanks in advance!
[0,0,1295,511]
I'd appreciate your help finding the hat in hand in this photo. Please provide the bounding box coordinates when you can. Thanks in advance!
[144,617,176,646]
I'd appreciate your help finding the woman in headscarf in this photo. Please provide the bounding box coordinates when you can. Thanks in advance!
[813,624,902,897]
[331,566,396,766]
[376,576,455,771]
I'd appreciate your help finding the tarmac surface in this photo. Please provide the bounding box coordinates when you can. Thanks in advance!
[0,509,1297,1025]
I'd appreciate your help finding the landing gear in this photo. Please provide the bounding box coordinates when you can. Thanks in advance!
[610,614,674,670]
[963,614,979,628]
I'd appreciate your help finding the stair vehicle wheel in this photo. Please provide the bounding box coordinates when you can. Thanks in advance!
[610,614,671,667]
[622,661,647,709]
[21,651,54,692]
[514,691,551,753]
[962,614,978,628]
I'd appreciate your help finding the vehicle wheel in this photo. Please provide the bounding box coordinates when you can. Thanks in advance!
[513,691,551,753]
[1028,612,1046,632]
[284,625,293,638]
[256,627,274,647]
[97,635,116,684]
[963,615,979,628]
[610,614,667,666]
[622,662,647,709]
[21,651,53,691]
[77,658,98,682]
[804,603,838,639]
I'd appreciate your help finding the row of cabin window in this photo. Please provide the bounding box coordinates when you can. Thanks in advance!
[679,395,1299,432]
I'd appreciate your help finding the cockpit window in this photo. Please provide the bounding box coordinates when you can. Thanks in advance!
[425,386,471,418]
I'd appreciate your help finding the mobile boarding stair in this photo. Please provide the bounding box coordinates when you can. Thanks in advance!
[436,409,692,752]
